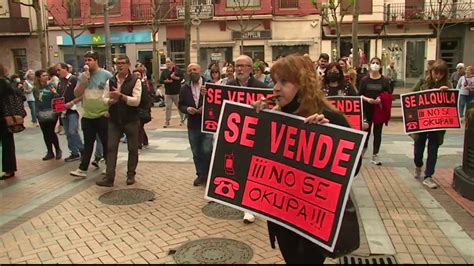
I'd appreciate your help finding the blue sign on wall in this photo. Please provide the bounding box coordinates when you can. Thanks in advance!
[62,31,151,45]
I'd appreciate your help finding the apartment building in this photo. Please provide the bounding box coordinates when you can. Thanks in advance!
[320,0,474,86]
[46,0,322,75]
[0,0,44,76]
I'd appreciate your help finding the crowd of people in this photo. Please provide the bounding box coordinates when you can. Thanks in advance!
[1,49,472,263]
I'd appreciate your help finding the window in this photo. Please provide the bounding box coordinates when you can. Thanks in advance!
[12,49,28,77]
[341,0,372,15]
[272,45,308,60]
[89,0,120,15]
[67,0,81,18]
[226,0,260,8]
[279,0,298,8]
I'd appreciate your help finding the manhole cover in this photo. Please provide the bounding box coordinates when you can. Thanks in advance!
[98,189,155,205]
[173,238,253,264]
[202,202,244,220]
[339,255,398,264]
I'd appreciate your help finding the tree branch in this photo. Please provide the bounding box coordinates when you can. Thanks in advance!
[11,0,34,8]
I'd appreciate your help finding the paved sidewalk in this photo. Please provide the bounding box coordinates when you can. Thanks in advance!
[1,105,472,264]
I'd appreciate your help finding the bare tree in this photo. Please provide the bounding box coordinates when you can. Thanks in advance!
[47,0,90,71]
[145,0,173,83]
[226,0,261,55]
[424,0,469,59]
[13,0,47,68]
[311,0,354,59]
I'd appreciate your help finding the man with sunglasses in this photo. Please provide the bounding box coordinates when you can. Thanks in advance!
[56,63,84,162]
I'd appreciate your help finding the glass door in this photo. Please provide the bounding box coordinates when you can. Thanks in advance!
[405,40,426,86]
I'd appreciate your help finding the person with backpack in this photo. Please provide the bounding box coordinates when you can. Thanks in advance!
[0,64,18,179]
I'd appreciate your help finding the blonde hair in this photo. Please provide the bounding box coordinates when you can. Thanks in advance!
[270,54,340,117]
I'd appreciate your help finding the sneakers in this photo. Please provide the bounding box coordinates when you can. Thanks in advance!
[193,177,206,187]
[64,153,80,162]
[91,157,102,168]
[243,212,255,224]
[126,176,136,185]
[423,177,438,189]
[70,169,87,178]
[96,177,114,187]
[163,122,170,128]
[415,167,422,179]
[371,154,382,165]
[42,153,55,161]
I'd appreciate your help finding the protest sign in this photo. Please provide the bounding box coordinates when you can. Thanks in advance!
[205,101,367,252]
[327,96,363,130]
[401,89,460,134]
[202,83,273,133]
[51,97,66,113]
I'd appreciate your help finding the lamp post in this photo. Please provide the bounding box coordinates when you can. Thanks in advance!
[192,18,202,66]
[95,0,114,71]
[453,102,474,200]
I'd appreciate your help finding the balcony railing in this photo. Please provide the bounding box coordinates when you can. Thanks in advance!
[130,0,180,21]
[385,1,473,22]
[279,0,298,8]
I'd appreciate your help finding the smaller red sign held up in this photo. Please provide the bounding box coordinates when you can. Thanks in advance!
[51,97,66,113]
[327,96,363,130]
[400,89,460,134]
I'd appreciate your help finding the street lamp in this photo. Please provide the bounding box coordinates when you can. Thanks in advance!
[94,0,116,71]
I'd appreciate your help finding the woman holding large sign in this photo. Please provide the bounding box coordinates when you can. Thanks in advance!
[254,55,360,264]
[412,60,451,189]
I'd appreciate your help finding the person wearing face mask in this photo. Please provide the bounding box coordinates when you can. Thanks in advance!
[322,62,357,97]
[358,57,391,165]
[252,55,361,264]
[178,63,214,187]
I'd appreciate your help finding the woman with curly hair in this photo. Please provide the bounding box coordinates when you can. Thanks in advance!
[254,54,359,264]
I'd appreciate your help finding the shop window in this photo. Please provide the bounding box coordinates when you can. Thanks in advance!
[243,46,264,62]
[272,45,308,60]
[12,48,28,77]
[226,0,260,8]
[89,0,120,15]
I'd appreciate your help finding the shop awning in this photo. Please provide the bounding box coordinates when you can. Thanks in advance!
[194,41,236,48]
[268,39,314,46]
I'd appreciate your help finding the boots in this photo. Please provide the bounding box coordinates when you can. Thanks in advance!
[96,177,114,187]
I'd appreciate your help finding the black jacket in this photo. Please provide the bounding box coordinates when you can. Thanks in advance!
[159,67,184,95]
[0,77,15,133]
[108,72,140,125]
[58,74,79,114]
[226,76,267,88]
[178,78,205,130]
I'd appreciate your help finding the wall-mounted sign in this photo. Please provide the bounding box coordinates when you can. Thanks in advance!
[177,4,214,19]
[232,30,272,40]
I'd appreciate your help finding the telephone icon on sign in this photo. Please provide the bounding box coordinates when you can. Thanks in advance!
[205,120,218,131]
[214,177,239,199]
[407,122,418,130]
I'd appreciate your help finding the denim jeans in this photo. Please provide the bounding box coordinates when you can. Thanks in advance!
[61,111,84,156]
[106,120,140,180]
[414,132,440,177]
[95,134,103,158]
[79,117,108,171]
[27,101,37,123]
[188,129,213,181]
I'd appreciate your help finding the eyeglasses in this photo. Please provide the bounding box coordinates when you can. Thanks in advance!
[236,64,252,68]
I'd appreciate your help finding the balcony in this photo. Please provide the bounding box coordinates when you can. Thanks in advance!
[130,0,180,21]
[385,1,473,23]
[0,17,30,34]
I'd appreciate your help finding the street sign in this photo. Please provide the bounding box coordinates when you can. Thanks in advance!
[177,4,213,19]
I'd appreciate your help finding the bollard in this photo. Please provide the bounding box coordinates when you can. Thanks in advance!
[453,101,474,200]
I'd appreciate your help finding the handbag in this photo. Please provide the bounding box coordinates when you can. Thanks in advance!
[322,196,360,259]
[1,82,27,133]
[37,110,58,123]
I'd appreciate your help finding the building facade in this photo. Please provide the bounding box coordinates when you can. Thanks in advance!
[320,0,474,86]
[46,0,322,78]
[0,0,44,77]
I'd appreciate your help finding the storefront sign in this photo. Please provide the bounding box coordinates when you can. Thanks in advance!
[205,101,366,252]
[327,96,364,130]
[232,30,272,40]
[60,32,152,45]
[177,4,213,19]
[202,83,273,133]
[401,89,460,134]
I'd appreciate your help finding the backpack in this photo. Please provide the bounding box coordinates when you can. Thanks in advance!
[1,78,27,133]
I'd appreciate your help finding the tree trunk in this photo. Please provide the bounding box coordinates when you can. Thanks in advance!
[436,28,441,60]
[184,0,191,67]
[72,37,79,72]
[152,30,159,83]
[351,0,360,68]
[34,0,47,68]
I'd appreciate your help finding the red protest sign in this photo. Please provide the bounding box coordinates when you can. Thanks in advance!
[400,89,460,134]
[205,101,367,252]
[202,83,273,134]
[51,97,66,113]
[327,96,363,130]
